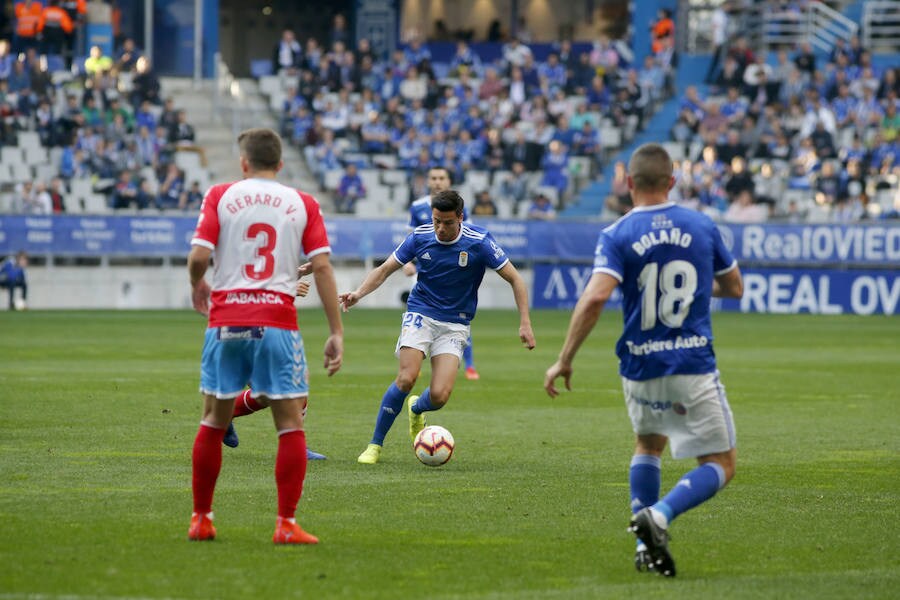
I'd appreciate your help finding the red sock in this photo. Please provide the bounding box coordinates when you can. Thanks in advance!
[275,430,307,520]
[233,389,264,418]
[192,424,226,514]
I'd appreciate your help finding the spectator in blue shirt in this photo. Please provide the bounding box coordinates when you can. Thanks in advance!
[404,37,431,68]
[0,251,28,310]
[360,111,389,154]
[538,53,567,90]
[336,163,366,213]
[540,140,570,200]
[449,40,482,77]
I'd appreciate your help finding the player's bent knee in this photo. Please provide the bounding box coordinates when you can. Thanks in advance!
[429,389,452,407]
[395,373,419,392]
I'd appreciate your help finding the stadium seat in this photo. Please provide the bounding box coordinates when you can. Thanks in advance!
[82,194,111,214]
[1,147,23,165]
[23,146,48,167]
[47,54,65,72]
[465,170,490,193]
[251,59,273,78]
[323,169,343,191]
[17,131,41,150]
[381,169,408,187]
[662,142,686,162]
[600,126,622,150]
[70,178,94,198]
[258,75,282,97]
[0,192,13,212]
[34,163,56,183]
[0,163,12,186]
[8,162,31,183]
[175,151,202,172]
[370,154,398,169]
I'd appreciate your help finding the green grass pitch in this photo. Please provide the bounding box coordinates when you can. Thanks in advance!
[1,308,898,599]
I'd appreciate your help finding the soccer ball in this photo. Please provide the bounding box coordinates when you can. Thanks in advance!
[413,425,455,466]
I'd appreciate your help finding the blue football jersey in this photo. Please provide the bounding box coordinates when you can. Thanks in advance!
[408,195,470,228]
[393,223,509,324]
[593,202,737,380]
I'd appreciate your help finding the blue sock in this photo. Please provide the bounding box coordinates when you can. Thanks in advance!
[630,454,661,514]
[463,338,474,369]
[630,454,661,548]
[370,383,408,445]
[411,388,437,414]
[653,462,726,525]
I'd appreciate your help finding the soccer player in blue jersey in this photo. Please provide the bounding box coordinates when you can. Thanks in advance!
[342,189,536,464]
[544,143,744,577]
[406,167,481,379]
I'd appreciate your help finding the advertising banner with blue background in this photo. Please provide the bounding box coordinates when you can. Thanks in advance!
[1,216,896,314]
[3,217,899,266]
[533,264,898,315]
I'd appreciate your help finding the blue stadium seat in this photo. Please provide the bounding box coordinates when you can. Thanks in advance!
[47,54,65,72]
[250,59,273,78]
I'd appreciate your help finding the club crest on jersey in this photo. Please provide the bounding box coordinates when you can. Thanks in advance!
[458,251,468,267]
[651,214,673,229]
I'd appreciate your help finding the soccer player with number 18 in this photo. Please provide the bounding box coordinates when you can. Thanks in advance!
[544,143,744,577]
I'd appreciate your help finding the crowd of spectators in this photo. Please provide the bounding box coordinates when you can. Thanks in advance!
[654,5,900,223]
[271,13,677,216]
[3,9,206,215]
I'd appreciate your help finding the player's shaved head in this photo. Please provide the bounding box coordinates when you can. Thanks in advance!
[238,128,282,171]
[628,143,673,193]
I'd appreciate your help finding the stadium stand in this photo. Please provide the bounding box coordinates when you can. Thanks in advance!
[0,1,897,224]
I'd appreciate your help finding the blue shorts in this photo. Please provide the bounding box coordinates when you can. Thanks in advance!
[199,326,309,400]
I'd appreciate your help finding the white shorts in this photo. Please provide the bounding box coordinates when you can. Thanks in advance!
[395,311,469,360]
[622,371,736,459]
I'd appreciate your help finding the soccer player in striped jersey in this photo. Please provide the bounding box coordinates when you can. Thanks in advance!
[187,128,343,544]
[342,189,536,464]
[544,143,744,577]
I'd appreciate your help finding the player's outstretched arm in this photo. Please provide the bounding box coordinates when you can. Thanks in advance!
[496,262,536,349]
[339,256,403,311]
[544,272,617,398]
[188,245,213,316]
[310,253,344,376]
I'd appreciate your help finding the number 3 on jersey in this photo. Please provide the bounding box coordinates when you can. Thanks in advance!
[637,260,697,330]
[244,223,277,280]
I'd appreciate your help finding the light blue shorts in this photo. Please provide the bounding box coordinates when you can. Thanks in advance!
[199,326,308,400]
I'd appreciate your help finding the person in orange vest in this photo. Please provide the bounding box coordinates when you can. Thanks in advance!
[38,0,74,59]
[59,0,87,59]
[14,0,43,54]
[651,8,675,55]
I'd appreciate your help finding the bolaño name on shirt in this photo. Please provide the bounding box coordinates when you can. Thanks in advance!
[224,292,286,305]
[625,335,708,356]
[631,228,693,256]
[225,193,285,214]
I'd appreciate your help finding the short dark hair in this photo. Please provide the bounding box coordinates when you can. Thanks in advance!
[237,128,282,171]
[628,143,673,192]
[431,189,464,215]
[429,166,453,184]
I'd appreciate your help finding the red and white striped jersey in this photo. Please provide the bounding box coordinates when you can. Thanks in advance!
[191,178,331,329]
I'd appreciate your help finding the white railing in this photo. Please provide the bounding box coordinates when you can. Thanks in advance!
[212,53,254,148]
[681,0,859,55]
[863,1,900,50]
[761,2,858,52]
